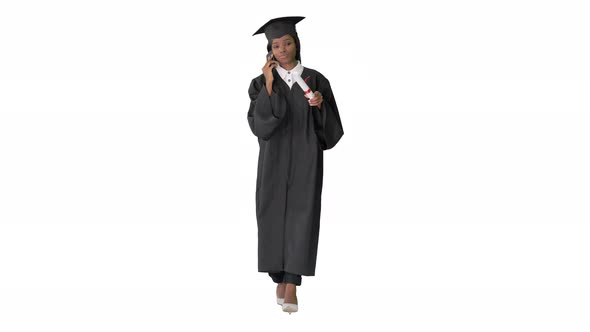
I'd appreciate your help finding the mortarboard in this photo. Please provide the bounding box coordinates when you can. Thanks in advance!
[253,16,305,42]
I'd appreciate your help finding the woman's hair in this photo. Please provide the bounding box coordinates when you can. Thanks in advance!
[266,33,301,63]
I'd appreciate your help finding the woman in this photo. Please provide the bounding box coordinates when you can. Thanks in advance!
[247,16,344,314]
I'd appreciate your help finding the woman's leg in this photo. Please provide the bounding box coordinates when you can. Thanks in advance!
[269,272,287,303]
[283,273,299,307]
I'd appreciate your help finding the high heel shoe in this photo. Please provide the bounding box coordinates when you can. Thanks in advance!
[282,302,298,314]
[277,297,284,305]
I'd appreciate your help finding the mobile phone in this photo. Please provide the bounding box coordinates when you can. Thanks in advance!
[266,51,274,61]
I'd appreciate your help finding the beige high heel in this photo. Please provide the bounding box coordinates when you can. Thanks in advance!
[282,302,298,314]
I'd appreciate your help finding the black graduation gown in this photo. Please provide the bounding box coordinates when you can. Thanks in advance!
[247,67,344,276]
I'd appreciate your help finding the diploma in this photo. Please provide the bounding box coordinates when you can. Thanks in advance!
[292,72,315,99]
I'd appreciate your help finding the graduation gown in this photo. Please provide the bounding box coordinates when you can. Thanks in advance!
[247,67,343,276]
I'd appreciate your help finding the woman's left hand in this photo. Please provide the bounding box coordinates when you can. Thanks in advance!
[308,91,323,109]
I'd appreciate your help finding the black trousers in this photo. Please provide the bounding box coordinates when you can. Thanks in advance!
[268,271,302,286]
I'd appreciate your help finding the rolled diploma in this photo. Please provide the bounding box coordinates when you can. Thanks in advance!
[293,73,315,99]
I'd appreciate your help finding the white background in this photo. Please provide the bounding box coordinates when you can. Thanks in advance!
[1,0,589,331]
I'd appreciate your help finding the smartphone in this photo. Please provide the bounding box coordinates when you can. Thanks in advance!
[266,51,274,61]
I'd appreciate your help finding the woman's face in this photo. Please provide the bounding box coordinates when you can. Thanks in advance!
[271,34,297,66]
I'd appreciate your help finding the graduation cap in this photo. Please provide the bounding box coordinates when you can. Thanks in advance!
[253,16,305,42]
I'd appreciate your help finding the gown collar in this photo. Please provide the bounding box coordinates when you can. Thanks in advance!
[275,60,304,88]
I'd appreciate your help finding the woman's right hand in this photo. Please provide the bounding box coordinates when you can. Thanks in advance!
[262,55,278,82]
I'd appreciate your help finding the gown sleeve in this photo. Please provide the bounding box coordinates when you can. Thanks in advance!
[247,76,288,140]
[311,76,344,150]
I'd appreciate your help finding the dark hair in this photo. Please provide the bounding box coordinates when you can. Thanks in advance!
[266,33,301,63]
